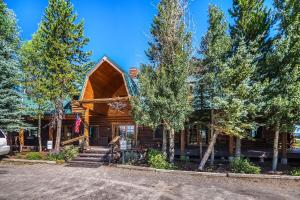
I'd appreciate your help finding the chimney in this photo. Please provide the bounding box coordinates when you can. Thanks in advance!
[129,67,138,79]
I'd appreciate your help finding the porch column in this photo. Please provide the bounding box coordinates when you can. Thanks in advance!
[180,130,186,160]
[135,125,139,146]
[229,136,234,161]
[19,129,24,152]
[281,132,288,165]
[84,109,90,147]
[48,125,53,141]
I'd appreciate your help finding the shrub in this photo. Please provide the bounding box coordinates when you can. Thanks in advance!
[147,149,173,169]
[46,145,79,161]
[290,168,300,176]
[26,152,45,160]
[62,145,79,161]
[230,158,261,174]
[46,152,65,161]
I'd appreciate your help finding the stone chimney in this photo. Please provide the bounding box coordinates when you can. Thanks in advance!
[129,67,138,79]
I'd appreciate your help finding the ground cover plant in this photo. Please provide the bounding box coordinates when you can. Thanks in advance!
[147,149,173,169]
[230,157,261,174]
[290,168,300,176]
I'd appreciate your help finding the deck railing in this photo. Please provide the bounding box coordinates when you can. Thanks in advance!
[61,135,85,146]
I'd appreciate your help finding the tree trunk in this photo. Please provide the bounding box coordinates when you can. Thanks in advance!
[180,130,185,160]
[210,109,214,166]
[162,126,167,157]
[235,137,241,158]
[55,104,63,151]
[272,122,280,172]
[199,126,203,159]
[38,114,42,152]
[281,131,287,165]
[169,128,175,163]
[198,132,219,170]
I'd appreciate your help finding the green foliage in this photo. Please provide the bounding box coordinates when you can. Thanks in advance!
[25,152,45,160]
[290,168,300,176]
[21,0,93,149]
[230,158,261,174]
[147,149,173,169]
[131,0,192,132]
[46,152,65,161]
[61,145,79,161]
[229,0,272,54]
[0,0,25,132]
[46,145,79,161]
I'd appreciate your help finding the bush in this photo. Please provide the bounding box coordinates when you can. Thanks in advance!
[46,152,65,161]
[46,145,79,161]
[62,145,79,161]
[26,152,45,160]
[147,149,173,169]
[290,168,300,176]
[230,158,261,174]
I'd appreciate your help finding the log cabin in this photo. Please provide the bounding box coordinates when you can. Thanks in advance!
[11,56,299,162]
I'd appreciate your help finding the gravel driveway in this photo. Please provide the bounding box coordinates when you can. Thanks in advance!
[0,162,299,200]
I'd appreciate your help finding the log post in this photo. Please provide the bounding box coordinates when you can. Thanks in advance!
[229,136,234,161]
[84,109,90,147]
[180,130,186,160]
[19,129,24,152]
[281,132,288,165]
[49,125,53,141]
[135,125,139,146]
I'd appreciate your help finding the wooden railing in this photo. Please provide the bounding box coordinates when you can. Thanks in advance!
[61,135,85,146]
[108,136,121,163]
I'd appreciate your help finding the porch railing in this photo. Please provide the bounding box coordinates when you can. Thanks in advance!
[61,135,85,146]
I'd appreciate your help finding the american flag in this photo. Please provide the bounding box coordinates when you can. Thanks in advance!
[75,115,81,133]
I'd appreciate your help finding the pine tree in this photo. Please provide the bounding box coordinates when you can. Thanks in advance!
[229,0,272,156]
[264,0,300,171]
[36,0,92,151]
[197,5,231,169]
[0,0,24,133]
[20,32,52,152]
[131,0,192,163]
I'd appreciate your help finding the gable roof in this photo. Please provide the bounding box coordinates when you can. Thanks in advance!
[79,56,139,100]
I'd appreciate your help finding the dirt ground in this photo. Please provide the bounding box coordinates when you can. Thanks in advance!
[0,162,300,200]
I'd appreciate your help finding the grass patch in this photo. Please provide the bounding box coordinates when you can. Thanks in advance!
[25,152,45,160]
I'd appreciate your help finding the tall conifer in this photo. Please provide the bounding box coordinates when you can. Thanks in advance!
[37,0,91,151]
[0,0,24,132]
[264,0,300,171]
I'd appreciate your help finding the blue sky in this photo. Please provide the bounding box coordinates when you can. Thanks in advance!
[6,0,272,71]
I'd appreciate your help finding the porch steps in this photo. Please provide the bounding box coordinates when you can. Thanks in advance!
[67,146,111,167]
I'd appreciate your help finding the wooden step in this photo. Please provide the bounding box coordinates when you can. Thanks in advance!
[78,153,108,157]
[73,156,109,162]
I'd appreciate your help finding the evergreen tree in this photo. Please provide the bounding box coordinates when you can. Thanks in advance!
[229,0,272,53]
[229,0,272,156]
[0,0,24,132]
[21,32,51,152]
[264,0,300,171]
[198,5,262,170]
[37,0,91,151]
[197,5,231,169]
[131,0,192,163]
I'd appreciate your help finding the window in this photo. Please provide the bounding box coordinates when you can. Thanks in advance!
[0,130,5,138]
[153,125,163,139]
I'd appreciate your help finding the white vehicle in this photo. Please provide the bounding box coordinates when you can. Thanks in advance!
[0,129,10,156]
